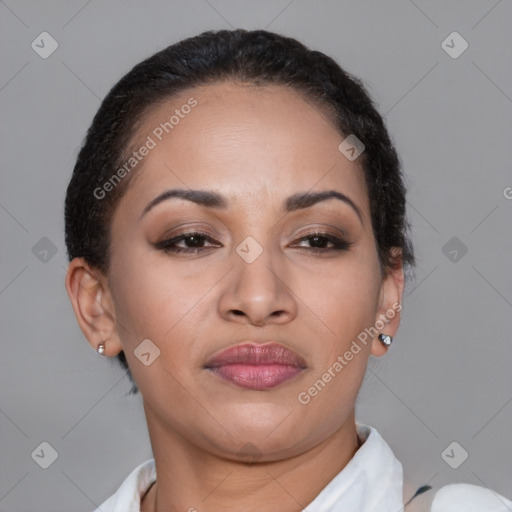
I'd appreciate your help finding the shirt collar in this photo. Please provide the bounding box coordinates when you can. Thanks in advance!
[305,422,403,511]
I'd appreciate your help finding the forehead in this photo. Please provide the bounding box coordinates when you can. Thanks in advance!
[117,81,370,221]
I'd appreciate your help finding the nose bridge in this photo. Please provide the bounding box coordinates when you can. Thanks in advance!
[229,191,281,272]
[218,230,296,325]
[233,233,281,298]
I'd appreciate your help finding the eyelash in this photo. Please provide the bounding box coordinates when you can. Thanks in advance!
[155,231,353,254]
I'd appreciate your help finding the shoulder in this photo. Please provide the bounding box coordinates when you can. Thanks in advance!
[430,483,512,511]
[404,482,512,511]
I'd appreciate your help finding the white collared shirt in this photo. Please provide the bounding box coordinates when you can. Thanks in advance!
[92,423,511,512]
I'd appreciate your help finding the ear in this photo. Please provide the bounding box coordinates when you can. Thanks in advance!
[64,257,123,357]
[370,249,405,357]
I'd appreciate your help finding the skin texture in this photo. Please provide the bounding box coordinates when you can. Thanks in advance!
[65,82,404,512]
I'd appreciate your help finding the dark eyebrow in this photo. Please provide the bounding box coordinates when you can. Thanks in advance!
[139,188,363,223]
[139,189,228,220]
[284,190,362,223]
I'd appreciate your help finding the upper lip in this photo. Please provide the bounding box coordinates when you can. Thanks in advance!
[204,342,307,368]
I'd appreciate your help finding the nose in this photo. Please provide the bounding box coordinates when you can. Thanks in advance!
[218,243,298,327]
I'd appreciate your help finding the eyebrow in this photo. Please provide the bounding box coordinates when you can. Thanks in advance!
[139,188,363,223]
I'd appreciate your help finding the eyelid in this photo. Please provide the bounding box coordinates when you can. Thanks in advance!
[158,222,222,239]
[291,224,349,240]
[158,224,349,243]
[155,221,351,241]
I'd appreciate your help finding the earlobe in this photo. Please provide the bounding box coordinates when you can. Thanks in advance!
[370,253,405,357]
[369,333,394,358]
[64,257,123,356]
[377,333,393,347]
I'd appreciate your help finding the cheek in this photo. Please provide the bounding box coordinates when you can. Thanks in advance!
[295,270,377,427]
[109,263,200,403]
[292,259,379,430]
[108,251,188,344]
[109,251,218,373]
[303,254,381,352]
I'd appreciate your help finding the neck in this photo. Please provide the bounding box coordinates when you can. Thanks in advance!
[140,406,361,512]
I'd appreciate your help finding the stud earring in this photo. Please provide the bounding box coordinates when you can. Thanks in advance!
[378,333,393,347]
[97,340,108,356]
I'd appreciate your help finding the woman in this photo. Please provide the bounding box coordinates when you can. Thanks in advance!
[64,29,511,511]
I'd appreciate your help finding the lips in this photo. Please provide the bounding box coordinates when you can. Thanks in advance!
[204,343,307,390]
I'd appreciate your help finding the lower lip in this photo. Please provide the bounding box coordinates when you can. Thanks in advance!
[207,364,305,390]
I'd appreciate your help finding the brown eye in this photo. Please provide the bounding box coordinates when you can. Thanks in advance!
[292,232,352,252]
[155,231,221,253]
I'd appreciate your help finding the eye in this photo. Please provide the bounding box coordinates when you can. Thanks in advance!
[291,231,353,252]
[154,230,352,255]
[154,231,222,254]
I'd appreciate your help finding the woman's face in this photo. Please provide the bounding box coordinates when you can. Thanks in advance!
[100,82,403,460]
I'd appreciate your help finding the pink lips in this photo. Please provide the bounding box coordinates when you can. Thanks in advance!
[204,343,307,390]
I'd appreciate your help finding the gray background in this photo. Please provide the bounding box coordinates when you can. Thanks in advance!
[1,0,511,510]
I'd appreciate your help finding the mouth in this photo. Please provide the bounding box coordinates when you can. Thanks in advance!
[204,342,307,391]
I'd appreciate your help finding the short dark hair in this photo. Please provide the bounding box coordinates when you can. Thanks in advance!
[65,29,415,395]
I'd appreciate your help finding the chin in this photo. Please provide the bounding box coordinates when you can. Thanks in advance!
[213,405,307,445]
